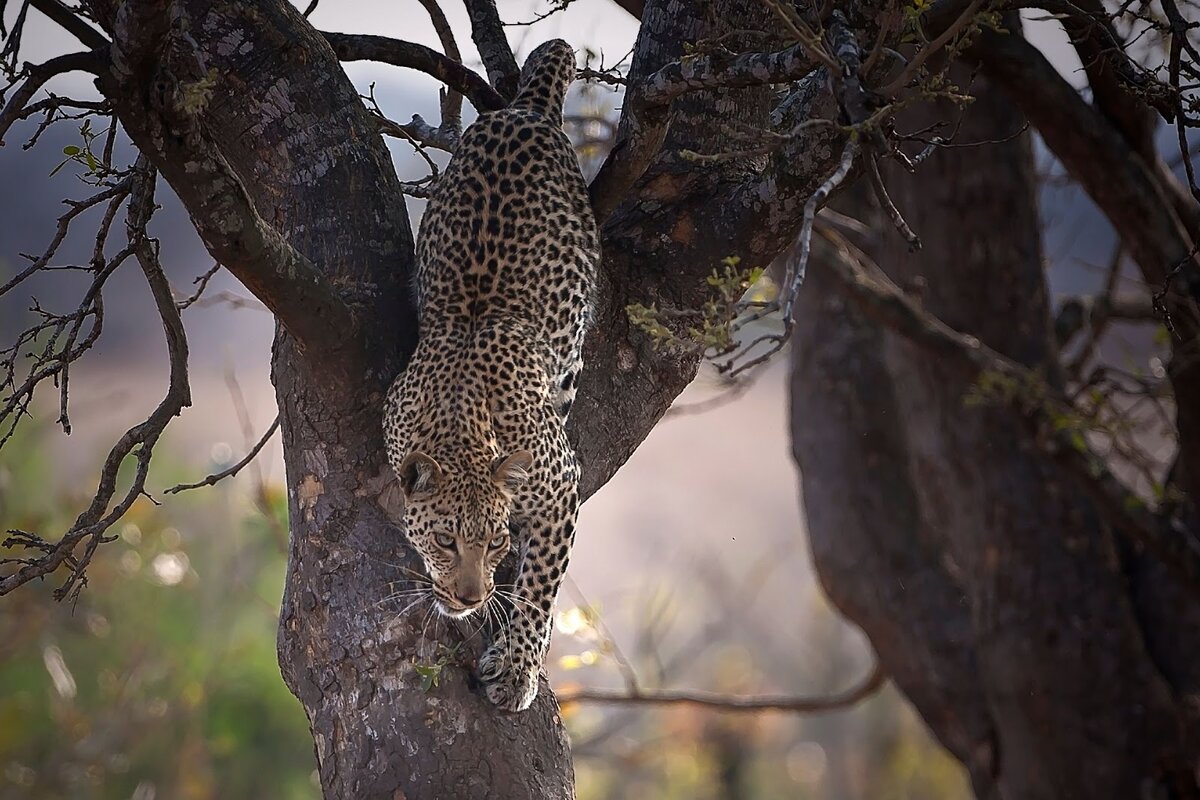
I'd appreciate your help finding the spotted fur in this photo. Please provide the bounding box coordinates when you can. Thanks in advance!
[383,39,598,712]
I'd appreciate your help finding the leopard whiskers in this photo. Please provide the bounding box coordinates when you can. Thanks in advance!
[391,592,433,621]
[417,597,444,651]
[360,580,434,615]
[364,555,433,584]
[492,585,540,619]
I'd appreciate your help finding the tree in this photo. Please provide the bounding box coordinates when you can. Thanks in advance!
[1,0,1196,799]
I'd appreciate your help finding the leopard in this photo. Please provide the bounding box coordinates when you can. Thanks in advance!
[382,38,599,712]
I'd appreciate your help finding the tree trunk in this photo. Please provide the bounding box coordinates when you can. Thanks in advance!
[80,0,864,795]
[790,71,1200,798]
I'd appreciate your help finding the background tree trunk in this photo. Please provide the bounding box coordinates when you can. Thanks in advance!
[790,72,1200,798]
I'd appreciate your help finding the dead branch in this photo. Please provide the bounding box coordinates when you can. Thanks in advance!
[415,0,464,146]
[0,161,191,600]
[865,151,920,250]
[716,136,858,377]
[175,263,222,310]
[0,175,136,444]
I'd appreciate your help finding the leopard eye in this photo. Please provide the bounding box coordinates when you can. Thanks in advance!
[488,534,508,550]
[434,533,455,550]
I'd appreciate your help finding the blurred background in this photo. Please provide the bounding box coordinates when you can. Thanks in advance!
[0,1,1157,798]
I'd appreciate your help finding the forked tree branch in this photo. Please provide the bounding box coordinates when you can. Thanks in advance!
[970,28,1198,296]
[415,0,464,144]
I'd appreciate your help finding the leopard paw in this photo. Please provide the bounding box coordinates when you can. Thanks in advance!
[478,633,510,682]
[478,634,539,711]
[483,660,540,712]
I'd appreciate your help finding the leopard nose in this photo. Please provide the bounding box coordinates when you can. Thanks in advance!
[454,588,484,606]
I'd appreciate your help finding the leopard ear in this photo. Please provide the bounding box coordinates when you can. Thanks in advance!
[492,450,534,491]
[397,451,443,497]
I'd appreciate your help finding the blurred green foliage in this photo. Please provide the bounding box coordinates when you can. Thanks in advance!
[0,424,316,800]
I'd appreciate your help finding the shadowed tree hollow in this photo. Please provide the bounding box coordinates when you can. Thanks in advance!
[1,0,1197,798]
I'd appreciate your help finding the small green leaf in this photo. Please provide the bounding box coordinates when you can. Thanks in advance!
[62,145,80,156]
[85,151,97,172]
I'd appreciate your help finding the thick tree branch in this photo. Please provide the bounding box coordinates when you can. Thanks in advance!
[1046,0,1159,157]
[107,91,360,361]
[322,31,505,113]
[970,24,1200,507]
[462,0,519,99]
[89,13,360,371]
[29,0,108,48]
[640,39,818,106]
[611,0,645,19]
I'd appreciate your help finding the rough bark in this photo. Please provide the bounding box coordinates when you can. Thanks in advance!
[791,71,1200,798]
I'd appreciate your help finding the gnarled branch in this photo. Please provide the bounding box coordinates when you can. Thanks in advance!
[322,31,505,113]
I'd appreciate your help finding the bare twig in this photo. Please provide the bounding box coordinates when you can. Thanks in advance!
[865,151,921,250]
[0,48,106,145]
[175,263,222,310]
[558,660,886,713]
[165,416,281,494]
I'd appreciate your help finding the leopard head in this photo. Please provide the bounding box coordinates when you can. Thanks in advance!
[395,449,533,618]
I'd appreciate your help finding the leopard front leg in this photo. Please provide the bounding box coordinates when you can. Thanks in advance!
[479,493,578,712]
